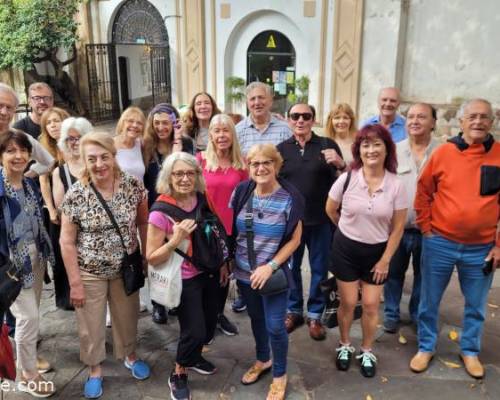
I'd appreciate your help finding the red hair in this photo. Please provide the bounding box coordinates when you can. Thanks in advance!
[351,124,397,173]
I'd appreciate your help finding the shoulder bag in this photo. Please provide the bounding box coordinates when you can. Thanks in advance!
[0,259,22,313]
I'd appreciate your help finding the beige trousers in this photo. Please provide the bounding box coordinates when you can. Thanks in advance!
[9,244,45,375]
[75,271,139,366]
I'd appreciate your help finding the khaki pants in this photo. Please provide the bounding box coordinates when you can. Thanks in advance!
[9,244,45,375]
[75,271,139,366]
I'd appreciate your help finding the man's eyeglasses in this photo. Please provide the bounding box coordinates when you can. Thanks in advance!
[464,114,492,122]
[289,112,313,122]
[172,170,197,179]
[248,160,274,169]
[30,96,53,103]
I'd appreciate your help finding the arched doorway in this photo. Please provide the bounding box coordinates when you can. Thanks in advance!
[247,30,296,115]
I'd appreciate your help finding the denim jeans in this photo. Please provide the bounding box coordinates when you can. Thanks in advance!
[418,233,494,356]
[238,281,289,377]
[288,223,332,320]
[384,229,422,325]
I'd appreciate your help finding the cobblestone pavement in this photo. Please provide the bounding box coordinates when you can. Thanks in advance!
[2,267,500,400]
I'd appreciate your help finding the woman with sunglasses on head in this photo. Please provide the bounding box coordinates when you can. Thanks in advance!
[325,124,407,378]
[230,143,304,400]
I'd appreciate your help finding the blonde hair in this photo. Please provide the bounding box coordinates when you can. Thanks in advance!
[204,114,246,171]
[325,103,357,140]
[156,152,205,196]
[79,131,121,185]
[246,143,283,175]
[39,107,69,163]
[115,106,146,137]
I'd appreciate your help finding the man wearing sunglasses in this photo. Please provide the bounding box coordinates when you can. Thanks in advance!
[277,103,346,341]
[13,82,54,139]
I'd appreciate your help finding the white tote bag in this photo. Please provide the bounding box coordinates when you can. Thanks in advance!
[148,238,189,309]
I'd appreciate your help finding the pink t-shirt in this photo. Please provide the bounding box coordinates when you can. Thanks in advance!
[196,154,248,234]
[329,169,407,244]
[149,204,200,280]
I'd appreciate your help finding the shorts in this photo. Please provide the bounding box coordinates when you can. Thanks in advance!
[330,229,387,285]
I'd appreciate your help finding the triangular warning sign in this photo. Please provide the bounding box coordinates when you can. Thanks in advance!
[266,34,276,48]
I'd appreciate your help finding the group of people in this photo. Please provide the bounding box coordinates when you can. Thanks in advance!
[0,80,498,400]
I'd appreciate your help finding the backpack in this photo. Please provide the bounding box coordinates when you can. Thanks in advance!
[150,193,228,273]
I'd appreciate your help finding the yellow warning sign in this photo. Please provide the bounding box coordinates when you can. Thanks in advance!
[266,34,276,48]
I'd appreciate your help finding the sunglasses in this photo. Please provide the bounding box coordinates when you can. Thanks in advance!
[289,112,313,122]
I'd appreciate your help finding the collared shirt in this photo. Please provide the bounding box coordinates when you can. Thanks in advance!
[361,114,407,143]
[396,138,440,229]
[329,169,408,244]
[277,132,341,226]
[236,114,292,156]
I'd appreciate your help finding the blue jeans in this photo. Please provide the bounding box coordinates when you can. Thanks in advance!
[418,234,494,356]
[384,229,422,325]
[288,223,332,320]
[238,281,289,377]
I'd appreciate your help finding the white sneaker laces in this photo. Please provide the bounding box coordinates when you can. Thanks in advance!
[356,351,377,366]
[336,344,355,360]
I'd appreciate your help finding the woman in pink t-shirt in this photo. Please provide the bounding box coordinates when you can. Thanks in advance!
[197,114,248,338]
[325,124,407,378]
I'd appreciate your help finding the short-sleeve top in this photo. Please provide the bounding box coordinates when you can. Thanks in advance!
[61,172,146,278]
[328,169,407,244]
[116,139,145,181]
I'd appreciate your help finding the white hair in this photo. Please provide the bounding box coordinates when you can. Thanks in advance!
[0,83,19,107]
[156,152,205,196]
[246,81,273,97]
[457,98,494,120]
[58,117,93,153]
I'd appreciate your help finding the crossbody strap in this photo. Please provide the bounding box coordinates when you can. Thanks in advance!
[244,193,257,270]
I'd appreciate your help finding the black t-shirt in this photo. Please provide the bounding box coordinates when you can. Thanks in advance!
[13,116,41,139]
[277,132,342,226]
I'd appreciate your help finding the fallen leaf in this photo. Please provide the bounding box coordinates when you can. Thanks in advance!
[398,334,407,344]
[438,358,461,369]
[487,303,499,309]
[381,376,388,383]
[448,330,459,341]
[470,383,476,389]
[366,395,374,400]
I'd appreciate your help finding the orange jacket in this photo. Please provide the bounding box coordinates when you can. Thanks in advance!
[415,135,500,246]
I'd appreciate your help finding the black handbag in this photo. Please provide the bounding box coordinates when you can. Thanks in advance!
[0,259,22,313]
[245,193,289,296]
[90,183,145,296]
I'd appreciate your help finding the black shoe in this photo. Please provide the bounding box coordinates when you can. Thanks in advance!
[357,351,377,378]
[187,357,217,375]
[383,320,398,334]
[169,371,191,400]
[152,303,167,325]
[217,314,238,336]
[335,344,355,371]
[168,307,179,317]
[231,296,247,313]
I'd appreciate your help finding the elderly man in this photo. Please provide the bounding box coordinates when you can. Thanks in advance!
[362,87,406,143]
[277,103,345,340]
[383,103,441,334]
[13,82,54,139]
[236,82,292,156]
[410,99,500,378]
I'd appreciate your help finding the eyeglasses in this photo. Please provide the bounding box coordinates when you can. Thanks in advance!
[30,96,53,103]
[67,136,80,144]
[172,170,197,179]
[248,160,274,169]
[289,112,313,122]
[464,113,492,122]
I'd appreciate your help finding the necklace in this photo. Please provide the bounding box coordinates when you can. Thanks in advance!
[254,192,273,219]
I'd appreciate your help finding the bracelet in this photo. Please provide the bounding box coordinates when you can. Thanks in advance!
[268,259,280,272]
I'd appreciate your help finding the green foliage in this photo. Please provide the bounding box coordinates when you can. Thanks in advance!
[295,75,310,103]
[225,76,246,106]
[0,0,83,70]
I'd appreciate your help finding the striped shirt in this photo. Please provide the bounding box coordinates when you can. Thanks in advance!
[231,187,292,282]
[236,114,292,156]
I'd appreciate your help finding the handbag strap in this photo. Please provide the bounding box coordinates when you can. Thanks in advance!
[244,193,257,270]
[89,182,127,254]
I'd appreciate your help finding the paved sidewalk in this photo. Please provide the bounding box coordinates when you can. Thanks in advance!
[2,269,500,400]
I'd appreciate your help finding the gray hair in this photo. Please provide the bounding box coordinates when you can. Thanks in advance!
[246,81,273,98]
[457,98,494,120]
[58,117,93,153]
[156,152,205,196]
[0,83,19,107]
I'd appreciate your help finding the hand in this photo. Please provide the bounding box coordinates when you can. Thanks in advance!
[220,264,230,287]
[48,208,60,225]
[371,258,389,285]
[250,264,273,290]
[321,149,345,169]
[70,282,86,308]
[486,246,500,271]
[172,219,197,245]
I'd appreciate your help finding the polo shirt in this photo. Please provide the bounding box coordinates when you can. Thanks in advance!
[361,114,407,143]
[277,132,341,226]
[329,169,407,244]
[236,114,292,156]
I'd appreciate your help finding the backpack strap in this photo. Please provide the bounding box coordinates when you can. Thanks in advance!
[342,170,352,195]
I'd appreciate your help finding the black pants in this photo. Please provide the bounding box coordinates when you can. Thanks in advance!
[176,272,219,367]
[49,222,72,309]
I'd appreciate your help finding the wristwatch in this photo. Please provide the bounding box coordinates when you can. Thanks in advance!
[268,259,280,272]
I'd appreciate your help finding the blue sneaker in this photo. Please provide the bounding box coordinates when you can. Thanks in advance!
[84,377,103,399]
[231,296,247,313]
[124,359,151,380]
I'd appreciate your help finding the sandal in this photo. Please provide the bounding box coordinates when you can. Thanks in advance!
[241,362,272,385]
[266,375,287,400]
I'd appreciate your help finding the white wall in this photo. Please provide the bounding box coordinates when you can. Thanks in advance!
[115,45,151,103]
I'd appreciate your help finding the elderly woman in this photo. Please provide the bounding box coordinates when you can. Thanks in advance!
[146,152,223,400]
[325,124,407,378]
[60,132,150,399]
[230,144,304,400]
[49,117,92,310]
[197,114,248,338]
[0,130,55,397]
[325,103,357,165]
[181,92,221,152]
